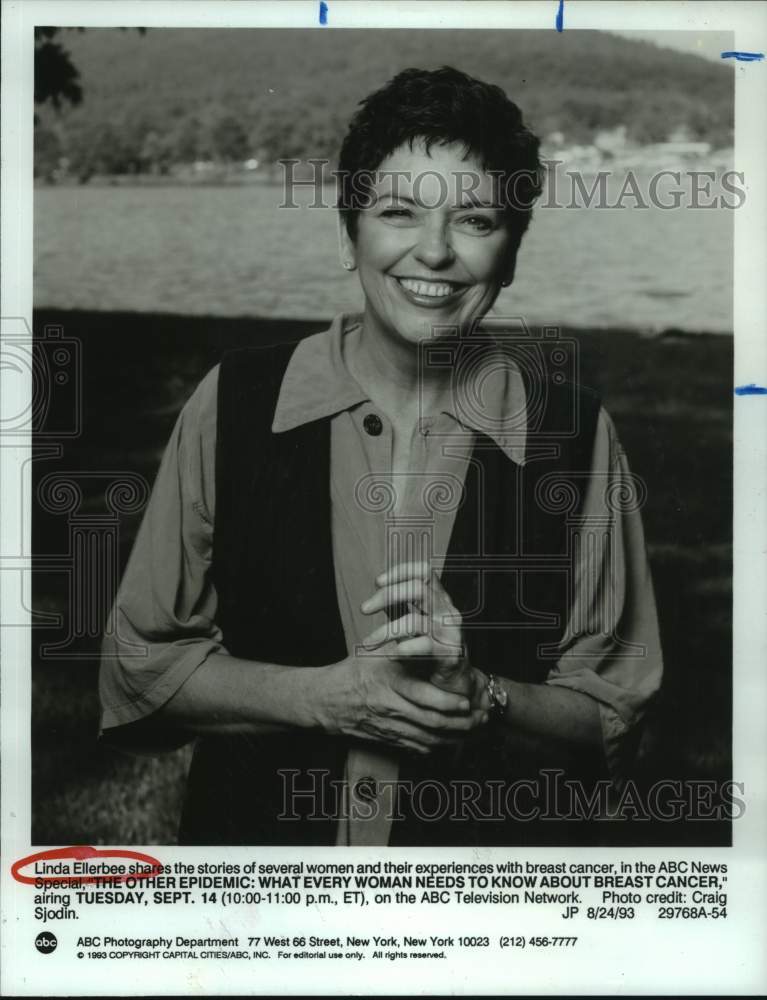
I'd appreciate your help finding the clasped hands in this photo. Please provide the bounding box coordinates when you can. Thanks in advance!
[320,560,491,755]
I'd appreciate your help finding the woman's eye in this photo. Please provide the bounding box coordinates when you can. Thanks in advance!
[457,215,494,233]
[380,208,413,220]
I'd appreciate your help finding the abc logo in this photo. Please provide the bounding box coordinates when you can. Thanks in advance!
[35,932,57,955]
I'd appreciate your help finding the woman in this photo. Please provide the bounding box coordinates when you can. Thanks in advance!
[100,67,662,846]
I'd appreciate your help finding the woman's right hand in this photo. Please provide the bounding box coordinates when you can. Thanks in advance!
[313,655,488,755]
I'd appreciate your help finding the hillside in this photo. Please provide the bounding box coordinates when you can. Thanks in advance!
[35,27,734,179]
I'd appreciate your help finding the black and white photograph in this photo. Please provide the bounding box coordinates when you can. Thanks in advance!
[30,21,736,848]
[2,1,766,995]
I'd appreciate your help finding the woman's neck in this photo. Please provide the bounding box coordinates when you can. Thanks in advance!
[345,316,451,425]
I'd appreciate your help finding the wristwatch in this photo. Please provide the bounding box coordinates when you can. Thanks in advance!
[485,673,509,720]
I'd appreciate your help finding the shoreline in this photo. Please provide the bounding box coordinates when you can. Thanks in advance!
[31,305,734,340]
[34,155,736,190]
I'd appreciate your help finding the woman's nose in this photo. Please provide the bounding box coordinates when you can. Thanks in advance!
[413,220,455,269]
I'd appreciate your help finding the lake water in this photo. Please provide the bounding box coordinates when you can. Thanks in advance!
[34,181,733,333]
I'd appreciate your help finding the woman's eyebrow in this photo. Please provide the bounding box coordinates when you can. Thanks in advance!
[374,192,417,205]
[374,192,501,210]
[454,193,502,209]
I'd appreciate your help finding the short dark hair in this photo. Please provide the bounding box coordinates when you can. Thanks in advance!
[337,66,542,245]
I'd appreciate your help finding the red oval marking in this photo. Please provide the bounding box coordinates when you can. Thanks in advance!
[11,846,163,885]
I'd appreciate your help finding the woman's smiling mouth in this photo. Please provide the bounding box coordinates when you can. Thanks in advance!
[393,275,469,307]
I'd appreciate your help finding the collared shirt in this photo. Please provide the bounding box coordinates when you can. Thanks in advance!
[100,313,663,845]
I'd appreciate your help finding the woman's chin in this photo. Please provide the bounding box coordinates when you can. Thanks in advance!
[391,317,455,347]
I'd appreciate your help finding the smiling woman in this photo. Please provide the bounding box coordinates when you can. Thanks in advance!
[340,141,516,344]
[336,66,540,348]
[99,66,662,847]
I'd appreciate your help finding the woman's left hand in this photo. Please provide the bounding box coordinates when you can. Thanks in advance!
[361,560,480,699]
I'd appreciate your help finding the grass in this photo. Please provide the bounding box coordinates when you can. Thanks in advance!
[31,309,732,845]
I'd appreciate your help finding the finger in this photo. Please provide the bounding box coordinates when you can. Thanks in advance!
[422,707,489,732]
[393,695,485,734]
[395,678,471,714]
[356,719,432,755]
[375,561,431,587]
[376,564,451,613]
[361,579,427,616]
[387,635,434,660]
[376,563,456,617]
[375,566,453,622]
[420,708,489,735]
[362,613,428,650]
[470,707,490,729]
[424,709,486,733]
[391,635,464,662]
[382,714,460,749]
[399,741,430,756]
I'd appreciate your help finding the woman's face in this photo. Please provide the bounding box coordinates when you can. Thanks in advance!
[341,139,518,348]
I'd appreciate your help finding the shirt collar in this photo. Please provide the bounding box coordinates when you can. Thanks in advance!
[272,312,527,465]
[271,314,369,432]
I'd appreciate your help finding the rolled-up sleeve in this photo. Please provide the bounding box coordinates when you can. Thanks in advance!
[544,407,663,778]
[99,365,222,744]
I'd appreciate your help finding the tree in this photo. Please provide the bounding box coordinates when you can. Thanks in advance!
[35,27,146,112]
[63,118,142,182]
[34,27,83,111]
[168,115,201,164]
[210,114,250,163]
[34,125,63,181]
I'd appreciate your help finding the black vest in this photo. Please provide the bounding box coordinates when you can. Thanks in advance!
[179,338,604,846]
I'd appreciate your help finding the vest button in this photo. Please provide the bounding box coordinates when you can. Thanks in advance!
[363,413,383,436]
[353,776,378,801]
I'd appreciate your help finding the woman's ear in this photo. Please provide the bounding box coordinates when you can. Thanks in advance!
[337,214,357,271]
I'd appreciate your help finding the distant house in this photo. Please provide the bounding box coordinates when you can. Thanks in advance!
[594,125,629,158]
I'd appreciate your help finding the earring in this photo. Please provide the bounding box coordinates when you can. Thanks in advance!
[343,260,355,271]
[501,280,510,287]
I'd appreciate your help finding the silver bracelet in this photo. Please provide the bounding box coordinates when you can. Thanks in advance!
[485,673,509,720]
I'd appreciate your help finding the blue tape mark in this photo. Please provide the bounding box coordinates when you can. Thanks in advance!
[319,1,328,25]
[734,384,767,396]
[555,0,564,32]
[721,51,764,62]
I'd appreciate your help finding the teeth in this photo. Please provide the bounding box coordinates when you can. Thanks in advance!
[398,278,456,298]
